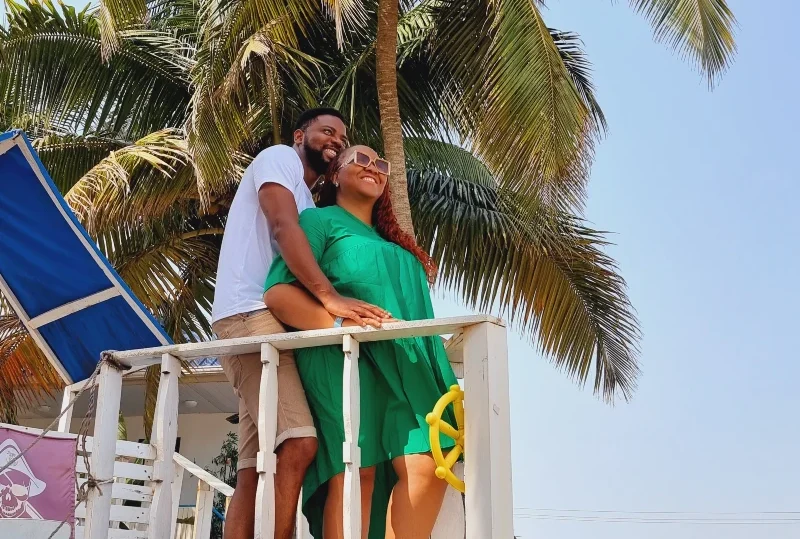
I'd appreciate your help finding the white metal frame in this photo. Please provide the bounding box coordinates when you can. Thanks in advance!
[0,132,170,385]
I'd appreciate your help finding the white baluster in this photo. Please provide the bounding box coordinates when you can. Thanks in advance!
[170,462,185,539]
[342,335,361,539]
[148,353,182,539]
[255,344,279,539]
[194,481,215,539]
[83,362,123,539]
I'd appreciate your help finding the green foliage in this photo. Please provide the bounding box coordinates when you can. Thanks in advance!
[205,432,238,539]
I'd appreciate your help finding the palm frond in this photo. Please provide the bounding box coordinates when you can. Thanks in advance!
[99,213,221,340]
[321,0,369,48]
[33,134,129,194]
[0,304,63,420]
[550,28,607,132]
[404,137,493,186]
[188,11,324,203]
[65,129,197,235]
[631,0,737,87]
[407,141,640,400]
[418,0,598,212]
[1,0,191,139]
[98,0,148,59]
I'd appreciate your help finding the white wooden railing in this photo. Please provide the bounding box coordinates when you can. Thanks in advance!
[85,314,513,539]
[56,381,233,539]
[172,453,234,539]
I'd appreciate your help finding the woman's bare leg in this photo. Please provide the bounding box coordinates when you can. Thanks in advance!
[323,467,376,539]
[385,454,448,539]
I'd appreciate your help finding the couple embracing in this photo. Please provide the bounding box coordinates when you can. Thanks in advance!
[211,109,457,539]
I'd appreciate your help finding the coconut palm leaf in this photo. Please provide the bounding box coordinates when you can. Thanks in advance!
[98,0,148,59]
[418,0,596,212]
[65,129,198,235]
[187,2,324,203]
[321,0,369,48]
[631,0,737,87]
[550,28,607,132]
[406,139,640,400]
[0,307,63,418]
[33,134,130,194]
[0,0,192,139]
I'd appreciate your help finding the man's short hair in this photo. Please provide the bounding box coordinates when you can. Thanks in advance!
[294,108,347,132]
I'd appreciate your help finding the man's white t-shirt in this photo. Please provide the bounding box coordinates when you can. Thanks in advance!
[212,145,314,323]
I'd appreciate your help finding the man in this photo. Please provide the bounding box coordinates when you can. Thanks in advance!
[211,108,389,539]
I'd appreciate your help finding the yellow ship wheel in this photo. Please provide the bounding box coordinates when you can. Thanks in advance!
[426,384,466,493]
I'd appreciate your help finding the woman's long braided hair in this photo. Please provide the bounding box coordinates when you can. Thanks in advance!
[314,153,437,283]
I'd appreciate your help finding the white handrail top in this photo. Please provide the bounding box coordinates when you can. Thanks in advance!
[173,452,235,497]
[112,315,504,368]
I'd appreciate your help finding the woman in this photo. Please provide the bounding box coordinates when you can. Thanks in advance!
[264,145,458,539]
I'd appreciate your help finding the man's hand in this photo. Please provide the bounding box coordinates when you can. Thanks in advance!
[321,291,392,328]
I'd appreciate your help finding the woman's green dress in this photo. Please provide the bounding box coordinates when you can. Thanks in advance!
[265,205,457,538]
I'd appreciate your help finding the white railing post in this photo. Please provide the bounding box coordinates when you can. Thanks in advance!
[83,362,123,539]
[148,353,182,539]
[342,335,361,539]
[194,481,215,539]
[57,382,80,433]
[255,343,279,539]
[170,463,185,539]
[462,322,513,539]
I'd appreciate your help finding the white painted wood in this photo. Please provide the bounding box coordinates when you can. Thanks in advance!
[174,452,234,496]
[444,331,464,364]
[255,343,279,539]
[76,458,154,482]
[58,384,79,432]
[75,525,147,539]
[193,481,215,539]
[0,422,77,439]
[341,335,361,539]
[113,316,504,368]
[76,479,153,503]
[449,361,464,379]
[76,437,156,461]
[76,503,149,524]
[15,138,172,350]
[0,272,74,383]
[462,322,513,539]
[27,287,121,328]
[170,462,185,539]
[147,353,182,539]
[295,490,311,539]
[82,361,123,539]
[0,133,20,156]
[431,462,466,539]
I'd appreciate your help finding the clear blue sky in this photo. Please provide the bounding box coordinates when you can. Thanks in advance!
[434,1,800,537]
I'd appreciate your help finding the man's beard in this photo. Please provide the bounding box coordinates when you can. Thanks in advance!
[304,140,330,175]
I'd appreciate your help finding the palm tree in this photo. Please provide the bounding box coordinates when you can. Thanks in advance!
[370,0,736,230]
[0,0,733,425]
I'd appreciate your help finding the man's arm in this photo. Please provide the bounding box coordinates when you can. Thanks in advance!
[259,183,390,327]
[265,284,388,330]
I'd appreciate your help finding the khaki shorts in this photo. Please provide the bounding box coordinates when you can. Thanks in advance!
[212,309,316,471]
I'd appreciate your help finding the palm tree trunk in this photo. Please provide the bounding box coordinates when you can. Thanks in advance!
[376,0,415,236]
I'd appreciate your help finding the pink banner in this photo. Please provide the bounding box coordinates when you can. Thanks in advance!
[0,426,77,539]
